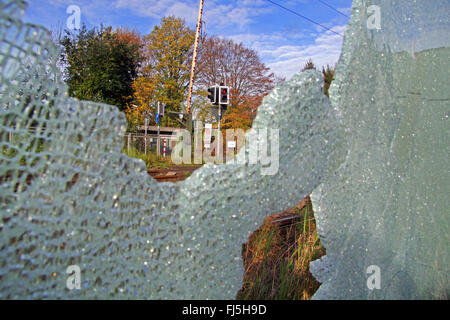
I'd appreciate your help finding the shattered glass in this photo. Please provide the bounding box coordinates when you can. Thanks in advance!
[0,0,448,299]
[310,0,449,299]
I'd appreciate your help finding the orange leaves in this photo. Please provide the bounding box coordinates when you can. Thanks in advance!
[114,27,143,48]
[222,95,264,130]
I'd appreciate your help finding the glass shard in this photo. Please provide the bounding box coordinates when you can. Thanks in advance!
[0,0,448,299]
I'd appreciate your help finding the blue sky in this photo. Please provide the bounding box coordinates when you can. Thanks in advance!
[23,0,353,80]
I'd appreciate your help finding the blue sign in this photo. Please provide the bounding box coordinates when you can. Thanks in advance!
[155,113,160,124]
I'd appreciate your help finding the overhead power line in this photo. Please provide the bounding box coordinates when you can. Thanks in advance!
[265,0,344,37]
[316,0,350,18]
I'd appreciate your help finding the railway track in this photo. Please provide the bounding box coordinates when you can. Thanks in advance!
[147,165,202,183]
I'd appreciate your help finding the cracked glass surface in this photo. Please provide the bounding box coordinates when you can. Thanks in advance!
[310,0,449,299]
[0,0,448,299]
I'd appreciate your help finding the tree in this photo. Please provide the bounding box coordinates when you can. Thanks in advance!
[322,64,335,97]
[130,16,195,128]
[301,58,316,71]
[196,36,278,129]
[300,59,335,97]
[125,76,155,128]
[115,27,143,49]
[222,95,263,130]
[60,25,143,111]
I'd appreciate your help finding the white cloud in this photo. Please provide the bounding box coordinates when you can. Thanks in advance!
[165,2,198,24]
[112,0,271,29]
[269,27,346,79]
[113,0,191,22]
[227,33,285,46]
[227,25,346,80]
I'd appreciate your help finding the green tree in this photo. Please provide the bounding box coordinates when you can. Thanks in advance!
[60,25,143,111]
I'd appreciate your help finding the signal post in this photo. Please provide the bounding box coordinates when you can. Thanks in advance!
[207,84,229,159]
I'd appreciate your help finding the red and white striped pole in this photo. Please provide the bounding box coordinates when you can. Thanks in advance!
[186,0,204,115]
[163,139,167,159]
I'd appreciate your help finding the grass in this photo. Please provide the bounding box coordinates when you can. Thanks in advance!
[183,171,192,178]
[237,196,325,300]
[123,146,207,169]
[123,146,173,169]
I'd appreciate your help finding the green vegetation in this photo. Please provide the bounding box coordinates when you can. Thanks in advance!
[1,134,48,167]
[301,59,336,97]
[130,16,195,128]
[183,171,192,178]
[237,198,325,300]
[60,25,143,111]
[301,58,317,71]
[122,146,173,169]
[322,64,335,97]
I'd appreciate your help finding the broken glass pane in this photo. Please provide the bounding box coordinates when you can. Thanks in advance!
[0,0,448,299]
[310,0,449,299]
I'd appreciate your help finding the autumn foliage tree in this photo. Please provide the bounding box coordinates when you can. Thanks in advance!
[128,16,195,127]
[195,36,277,129]
[220,95,263,130]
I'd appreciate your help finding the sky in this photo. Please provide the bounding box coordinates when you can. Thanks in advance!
[23,0,353,80]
